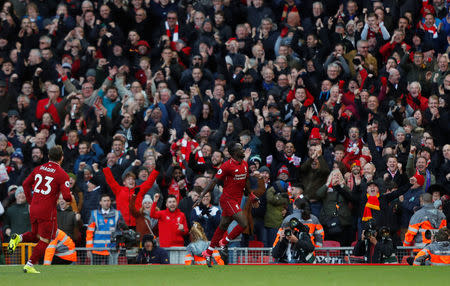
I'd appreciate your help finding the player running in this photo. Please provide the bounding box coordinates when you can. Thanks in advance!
[195,142,259,266]
[8,146,72,273]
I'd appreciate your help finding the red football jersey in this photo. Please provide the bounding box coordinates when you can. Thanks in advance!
[215,158,249,201]
[23,161,72,220]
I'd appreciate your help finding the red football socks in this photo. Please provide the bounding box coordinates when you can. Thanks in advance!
[29,240,49,265]
[207,228,227,255]
[21,232,38,243]
[225,225,244,242]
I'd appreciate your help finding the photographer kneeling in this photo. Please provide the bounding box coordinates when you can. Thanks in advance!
[353,223,397,263]
[136,234,169,264]
[272,218,315,263]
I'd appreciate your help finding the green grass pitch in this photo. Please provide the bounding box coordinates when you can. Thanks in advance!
[1,265,447,286]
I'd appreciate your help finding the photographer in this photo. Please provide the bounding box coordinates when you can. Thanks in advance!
[413,227,450,266]
[136,234,169,264]
[272,218,315,263]
[353,223,397,263]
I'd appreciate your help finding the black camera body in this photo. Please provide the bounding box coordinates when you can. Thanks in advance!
[111,229,141,249]
[285,217,309,238]
[352,58,361,66]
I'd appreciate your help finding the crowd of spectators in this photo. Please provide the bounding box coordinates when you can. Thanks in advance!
[0,0,450,259]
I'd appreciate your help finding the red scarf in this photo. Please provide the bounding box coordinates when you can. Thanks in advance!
[422,23,438,39]
[170,138,205,169]
[362,193,380,221]
[281,4,298,22]
[165,21,179,50]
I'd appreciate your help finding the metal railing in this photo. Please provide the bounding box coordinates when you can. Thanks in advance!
[2,243,418,265]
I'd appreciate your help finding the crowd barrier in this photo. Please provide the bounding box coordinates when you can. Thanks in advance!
[1,243,417,265]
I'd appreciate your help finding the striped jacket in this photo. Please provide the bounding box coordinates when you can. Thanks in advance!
[86,208,123,255]
[413,241,450,266]
[403,204,447,249]
[44,229,76,265]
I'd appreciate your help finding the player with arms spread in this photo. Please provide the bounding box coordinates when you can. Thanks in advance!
[195,142,259,266]
[8,145,72,274]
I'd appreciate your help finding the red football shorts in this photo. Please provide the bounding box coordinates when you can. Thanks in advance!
[30,218,58,241]
[220,197,242,217]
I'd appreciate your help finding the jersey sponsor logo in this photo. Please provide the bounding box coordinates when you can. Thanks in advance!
[217,169,222,175]
[233,174,247,180]
[65,181,70,188]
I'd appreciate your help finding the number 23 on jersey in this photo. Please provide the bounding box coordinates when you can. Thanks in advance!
[34,174,54,195]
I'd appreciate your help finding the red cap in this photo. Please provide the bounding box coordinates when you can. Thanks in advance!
[137,40,150,49]
[277,165,289,176]
[312,115,320,124]
[414,173,425,186]
[309,127,322,141]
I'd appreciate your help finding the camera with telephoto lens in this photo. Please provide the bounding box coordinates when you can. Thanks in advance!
[111,222,141,249]
[364,220,377,239]
[379,226,391,241]
[284,217,309,238]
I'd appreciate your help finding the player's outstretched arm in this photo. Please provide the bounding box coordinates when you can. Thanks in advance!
[193,178,219,208]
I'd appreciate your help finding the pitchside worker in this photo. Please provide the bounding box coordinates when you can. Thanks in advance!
[8,146,72,274]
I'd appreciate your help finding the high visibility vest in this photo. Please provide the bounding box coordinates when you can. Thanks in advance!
[413,241,450,266]
[274,216,324,248]
[86,209,122,255]
[403,204,447,251]
[44,229,77,265]
[185,250,224,265]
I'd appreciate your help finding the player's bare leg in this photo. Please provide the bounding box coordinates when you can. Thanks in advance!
[202,216,233,267]
[218,211,248,262]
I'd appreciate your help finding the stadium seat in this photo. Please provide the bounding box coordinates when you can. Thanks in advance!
[249,240,264,248]
[316,240,341,257]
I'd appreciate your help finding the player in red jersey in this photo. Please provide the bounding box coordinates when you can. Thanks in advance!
[8,145,72,274]
[195,142,259,266]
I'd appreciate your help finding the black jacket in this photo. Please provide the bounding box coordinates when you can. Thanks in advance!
[272,231,315,263]
[136,247,169,264]
[353,237,396,263]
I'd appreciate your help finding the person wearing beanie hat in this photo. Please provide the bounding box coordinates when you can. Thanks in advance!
[394,126,406,138]
[309,127,322,142]
[3,186,31,243]
[277,165,290,181]
[401,174,428,229]
[130,191,158,241]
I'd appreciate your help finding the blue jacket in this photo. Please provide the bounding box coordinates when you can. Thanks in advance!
[73,144,104,173]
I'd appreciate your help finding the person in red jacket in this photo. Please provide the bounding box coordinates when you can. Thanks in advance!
[103,166,159,227]
[150,193,188,247]
[36,84,62,125]
[404,81,428,112]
